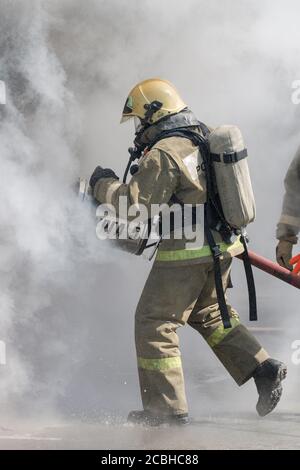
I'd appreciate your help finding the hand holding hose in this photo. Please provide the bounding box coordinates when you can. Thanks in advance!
[89,166,119,191]
[276,240,293,271]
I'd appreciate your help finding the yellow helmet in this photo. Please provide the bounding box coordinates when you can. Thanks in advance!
[121,78,187,126]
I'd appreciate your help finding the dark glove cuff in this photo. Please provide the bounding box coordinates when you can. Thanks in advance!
[277,235,298,244]
[90,167,119,190]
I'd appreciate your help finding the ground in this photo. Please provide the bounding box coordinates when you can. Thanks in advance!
[0,412,300,450]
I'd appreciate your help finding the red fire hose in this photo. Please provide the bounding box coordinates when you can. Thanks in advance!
[237,250,300,289]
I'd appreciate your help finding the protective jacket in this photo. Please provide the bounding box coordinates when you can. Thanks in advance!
[94,109,244,264]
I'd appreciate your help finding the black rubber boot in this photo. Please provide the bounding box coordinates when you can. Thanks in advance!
[253,358,287,417]
[127,410,190,427]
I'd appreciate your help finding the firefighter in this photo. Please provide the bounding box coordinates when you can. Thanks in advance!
[276,146,300,271]
[90,78,287,426]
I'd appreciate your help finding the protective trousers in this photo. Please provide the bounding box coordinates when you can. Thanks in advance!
[135,258,269,416]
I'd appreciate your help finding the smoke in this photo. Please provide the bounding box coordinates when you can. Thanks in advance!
[0,0,112,415]
[0,0,300,428]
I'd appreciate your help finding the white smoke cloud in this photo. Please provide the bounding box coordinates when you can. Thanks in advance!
[0,0,111,414]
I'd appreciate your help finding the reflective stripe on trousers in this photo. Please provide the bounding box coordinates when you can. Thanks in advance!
[137,356,182,371]
[206,317,240,348]
[137,318,240,374]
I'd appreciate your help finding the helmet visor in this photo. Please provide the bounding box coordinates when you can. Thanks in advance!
[120,115,132,124]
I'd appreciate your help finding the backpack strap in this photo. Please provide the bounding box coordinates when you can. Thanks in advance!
[172,194,232,329]
[239,233,258,322]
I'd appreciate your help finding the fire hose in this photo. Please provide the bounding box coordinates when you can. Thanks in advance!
[237,250,300,289]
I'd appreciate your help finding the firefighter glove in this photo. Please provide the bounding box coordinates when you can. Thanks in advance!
[90,166,119,190]
[276,240,293,270]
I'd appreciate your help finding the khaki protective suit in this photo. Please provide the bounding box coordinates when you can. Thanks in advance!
[277,146,300,243]
[94,115,269,417]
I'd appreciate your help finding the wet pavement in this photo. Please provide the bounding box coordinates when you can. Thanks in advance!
[0,412,299,450]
